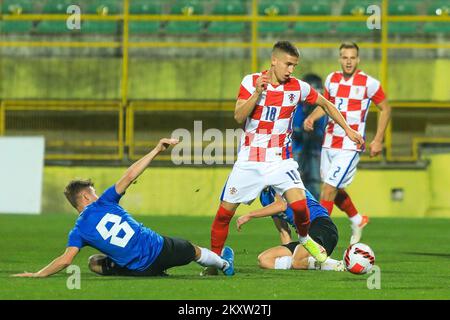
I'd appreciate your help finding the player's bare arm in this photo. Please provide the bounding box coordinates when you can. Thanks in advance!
[272,217,292,244]
[236,194,287,231]
[234,74,268,124]
[115,138,179,195]
[12,247,79,278]
[369,99,391,157]
[303,106,327,131]
[314,94,364,145]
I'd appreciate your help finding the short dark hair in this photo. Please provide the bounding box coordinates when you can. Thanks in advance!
[273,41,300,58]
[339,42,359,55]
[64,179,94,209]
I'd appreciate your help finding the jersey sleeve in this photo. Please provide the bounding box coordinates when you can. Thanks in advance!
[98,185,123,204]
[237,74,256,100]
[299,80,319,105]
[323,73,333,101]
[67,227,85,249]
[367,77,386,105]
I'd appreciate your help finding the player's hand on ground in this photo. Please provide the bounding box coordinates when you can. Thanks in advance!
[12,272,36,278]
[346,129,364,146]
[236,215,251,231]
[156,138,179,153]
[255,74,269,94]
[369,140,383,157]
[303,117,314,132]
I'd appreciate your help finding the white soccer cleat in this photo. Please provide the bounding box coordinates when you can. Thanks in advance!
[350,215,369,245]
[334,260,346,272]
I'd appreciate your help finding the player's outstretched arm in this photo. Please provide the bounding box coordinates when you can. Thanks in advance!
[370,99,391,157]
[304,106,327,132]
[12,247,79,278]
[234,74,268,124]
[115,138,179,195]
[236,195,287,231]
[315,94,364,145]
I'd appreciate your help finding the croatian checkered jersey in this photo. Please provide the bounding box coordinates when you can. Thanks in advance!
[237,71,318,162]
[322,70,386,151]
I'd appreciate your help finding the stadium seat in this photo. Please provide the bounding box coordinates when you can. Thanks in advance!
[339,1,380,35]
[294,1,332,35]
[35,21,73,34]
[387,1,419,35]
[298,1,331,16]
[258,1,290,34]
[129,1,162,34]
[292,22,332,34]
[388,22,418,34]
[426,1,450,16]
[212,1,247,15]
[0,21,33,33]
[423,22,450,34]
[208,1,247,35]
[42,1,72,14]
[166,1,204,34]
[1,0,33,14]
[341,0,375,16]
[129,22,161,34]
[336,22,374,35]
[129,0,162,15]
[388,1,418,15]
[85,0,121,15]
[81,21,118,34]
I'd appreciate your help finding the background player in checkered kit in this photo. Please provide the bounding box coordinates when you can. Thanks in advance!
[304,42,391,245]
[202,41,364,275]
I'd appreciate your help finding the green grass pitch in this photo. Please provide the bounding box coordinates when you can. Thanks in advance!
[1,214,449,300]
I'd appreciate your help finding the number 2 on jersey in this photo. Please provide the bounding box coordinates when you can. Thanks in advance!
[96,213,135,248]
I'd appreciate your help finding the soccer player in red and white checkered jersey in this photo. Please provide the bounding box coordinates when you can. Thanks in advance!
[202,41,364,275]
[304,42,391,245]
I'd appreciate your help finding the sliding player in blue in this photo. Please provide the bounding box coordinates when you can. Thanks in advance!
[13,138,234,278]
[237,187,344,271]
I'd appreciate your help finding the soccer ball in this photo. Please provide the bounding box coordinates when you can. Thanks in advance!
[343,243,375,274]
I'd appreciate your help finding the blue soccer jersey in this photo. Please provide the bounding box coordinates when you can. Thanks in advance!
[259,187,329,227]
[67,185,164,271]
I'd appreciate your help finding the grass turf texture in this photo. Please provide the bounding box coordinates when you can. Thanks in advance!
[1,214,449,300]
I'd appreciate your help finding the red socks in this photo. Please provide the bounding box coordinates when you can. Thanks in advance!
[320,200,334,216]
[290,199,310,237]
[211,206,235,255]
[334,189,358,218]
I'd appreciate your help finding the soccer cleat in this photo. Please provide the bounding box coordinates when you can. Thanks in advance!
[350,215,370,245]
[303,238,327,263]
[221,246,235,276]
[200,266,218,276]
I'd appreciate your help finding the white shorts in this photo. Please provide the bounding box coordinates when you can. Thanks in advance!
[320,148,360,189]
[220,159,305,204]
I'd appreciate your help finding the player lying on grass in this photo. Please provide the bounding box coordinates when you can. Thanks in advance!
[13,138,234,278]
[236,187,345,271]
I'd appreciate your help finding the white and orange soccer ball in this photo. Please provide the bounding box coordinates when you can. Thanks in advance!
[343,243,375,274]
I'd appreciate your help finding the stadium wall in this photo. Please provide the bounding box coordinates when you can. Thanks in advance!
[42,153,450,218]
[2,58,449,101]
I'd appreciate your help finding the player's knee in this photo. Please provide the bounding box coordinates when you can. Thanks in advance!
[88,254,107,275]
[257,253,271,269]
